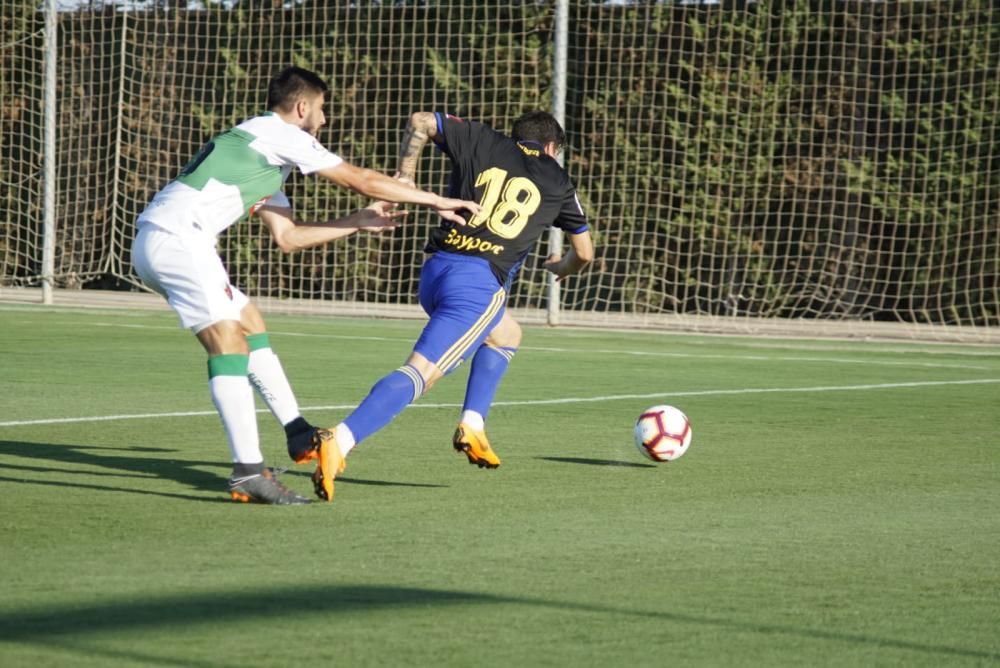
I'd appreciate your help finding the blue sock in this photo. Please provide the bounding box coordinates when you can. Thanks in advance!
[344,365,424,445]
[463,345,516,420]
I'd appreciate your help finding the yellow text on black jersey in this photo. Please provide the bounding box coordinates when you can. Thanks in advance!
[443,227,505,255]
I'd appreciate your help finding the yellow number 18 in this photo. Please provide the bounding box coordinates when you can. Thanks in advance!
[467,167,541,240]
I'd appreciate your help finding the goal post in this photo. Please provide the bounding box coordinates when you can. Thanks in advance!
[41,0,57,304]
[547,0,570,327]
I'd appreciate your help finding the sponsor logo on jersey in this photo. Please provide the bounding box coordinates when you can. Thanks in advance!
[224,284,233,300]
[443,227,504,255]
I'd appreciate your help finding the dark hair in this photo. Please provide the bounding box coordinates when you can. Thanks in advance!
[512,111,565,149]
[267,67,329,112]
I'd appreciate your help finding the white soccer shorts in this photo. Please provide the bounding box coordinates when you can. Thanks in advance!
[132,222,249,333]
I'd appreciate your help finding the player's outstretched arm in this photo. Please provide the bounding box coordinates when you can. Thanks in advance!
[544,230,595,281]
[258,202,406,253]
[316,160,477,225]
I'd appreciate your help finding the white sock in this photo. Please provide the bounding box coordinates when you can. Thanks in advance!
[460,410,485,431]
[335,423,357,457]
[209,375,262,464]
[248,347,300,426]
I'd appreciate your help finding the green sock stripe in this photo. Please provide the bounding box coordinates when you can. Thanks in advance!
[208,354,249,378]
[246,333,271,352]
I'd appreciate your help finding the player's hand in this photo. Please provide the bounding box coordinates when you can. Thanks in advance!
[544,253,569,281]
[435,196,480,225]
[358,201,407,232]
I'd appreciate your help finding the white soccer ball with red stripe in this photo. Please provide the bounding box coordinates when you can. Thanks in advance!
[634,405,692,462]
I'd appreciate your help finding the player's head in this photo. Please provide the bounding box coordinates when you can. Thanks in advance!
[267,67,328,111]
[267,67,329,134]
[512,111,565,153]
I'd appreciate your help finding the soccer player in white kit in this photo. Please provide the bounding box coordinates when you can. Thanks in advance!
[131,67,480,504]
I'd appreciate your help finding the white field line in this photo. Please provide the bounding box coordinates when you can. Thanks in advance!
[522,346,989,370]
[5,311,1000,357]
[7,320,993,371]
[2,378,998,428]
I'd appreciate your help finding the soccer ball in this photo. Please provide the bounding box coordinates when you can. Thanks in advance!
[634,405,692,462]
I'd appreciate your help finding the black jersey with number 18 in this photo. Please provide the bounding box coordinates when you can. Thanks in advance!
[425,112,589,288]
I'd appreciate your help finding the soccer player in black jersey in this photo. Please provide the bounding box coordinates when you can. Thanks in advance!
[297,110,593,501]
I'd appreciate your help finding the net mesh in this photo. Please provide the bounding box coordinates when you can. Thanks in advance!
[1,3,46,286]
[2,1,998,337]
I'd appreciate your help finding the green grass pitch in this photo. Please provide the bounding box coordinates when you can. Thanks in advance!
[1,306,998,666]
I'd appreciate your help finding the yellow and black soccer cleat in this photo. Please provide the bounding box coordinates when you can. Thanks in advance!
[453,423,501,469]
[309,428,346,502]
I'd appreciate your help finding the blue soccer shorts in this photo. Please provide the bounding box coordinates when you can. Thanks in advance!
[413,252,507,375]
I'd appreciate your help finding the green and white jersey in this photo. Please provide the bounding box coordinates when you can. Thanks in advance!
[138,112,342,238]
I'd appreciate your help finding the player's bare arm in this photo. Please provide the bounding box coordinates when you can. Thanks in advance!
[316,161,477,225]
[258,202,405,253]
[397,111,438,183]
[544,230,595,281]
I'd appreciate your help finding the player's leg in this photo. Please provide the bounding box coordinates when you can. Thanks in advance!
[340,350,443,449]
[454,312,522,467]
[197,321,307,504]
[461,312,522,428]
[291,351,444,503]
[417,256,507,469]
[300,253,505,501]
[195,320,259,469]
[132,224,307,504]
[238,303,319,459]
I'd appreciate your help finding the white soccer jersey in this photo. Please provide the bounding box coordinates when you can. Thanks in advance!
[137,113,342,238]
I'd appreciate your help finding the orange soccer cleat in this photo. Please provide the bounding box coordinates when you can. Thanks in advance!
[309,428,346,502]
[452,423,501,469]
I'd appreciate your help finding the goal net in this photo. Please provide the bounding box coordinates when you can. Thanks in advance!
[2,1,998,341]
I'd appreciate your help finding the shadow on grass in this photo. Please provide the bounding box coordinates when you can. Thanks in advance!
[336,476,447,488]
[0,440,445,500]
[0,475,227,503]
[0,584,994,662]
[277,468,448,489]
[0,440,223,500]
[535,455,656,469]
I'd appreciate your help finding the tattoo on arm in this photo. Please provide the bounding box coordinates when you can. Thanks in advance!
[397,126,429,182]
[397,113,436,182]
